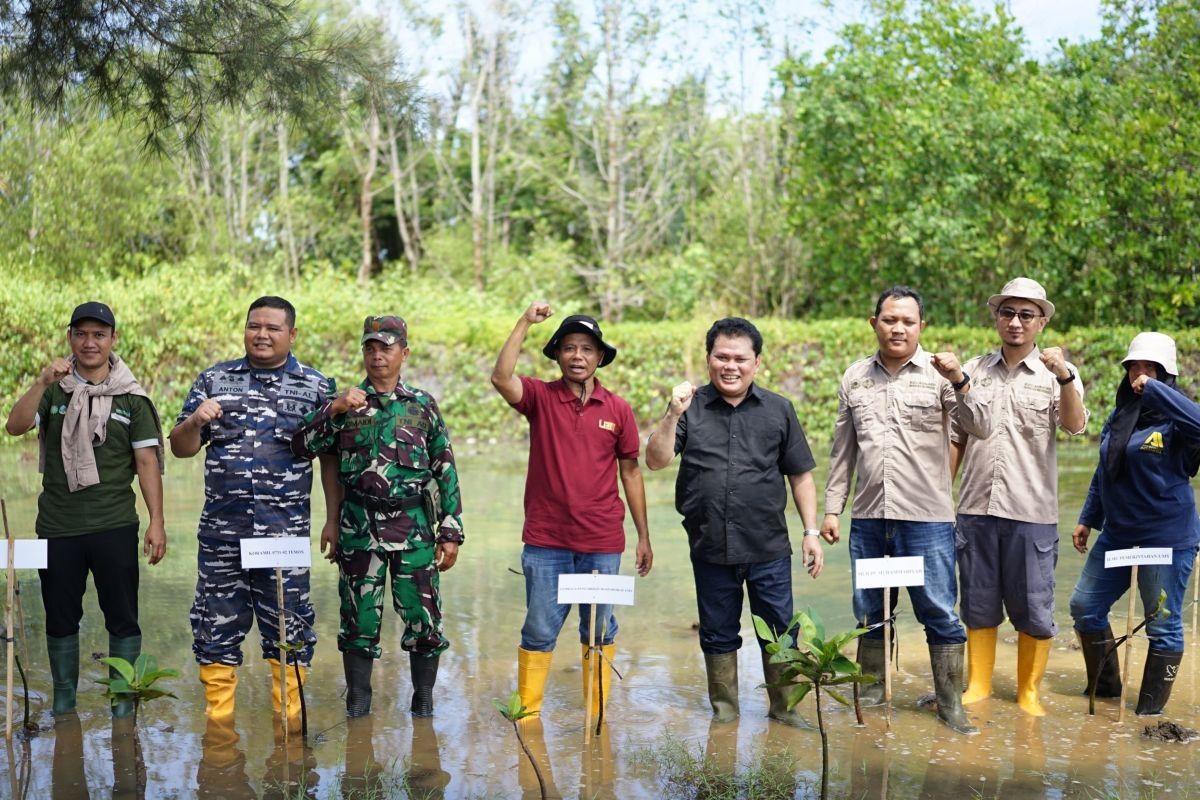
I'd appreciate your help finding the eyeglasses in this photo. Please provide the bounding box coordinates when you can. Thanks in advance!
[996,308,1043,324]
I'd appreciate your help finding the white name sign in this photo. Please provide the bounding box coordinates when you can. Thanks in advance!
[855,556,925,589]
[557,574,636,606]
[2,540,48,570]
[1105,547,1173,568]
[240,537,312,569]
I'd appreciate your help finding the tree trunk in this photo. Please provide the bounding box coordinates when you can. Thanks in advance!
[276,120,299,282]
[405,124,423,265]
[386,116,420,273]
[466,11,489,291]
[602,0,625,320]
[357,100,380,286]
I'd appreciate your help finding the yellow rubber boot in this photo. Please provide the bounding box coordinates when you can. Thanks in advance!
[1016,633,1051,717]
[962,627,997,705]
[517,647,553,717]
[581,644,615,718]
[199,663,238,719]
[267,658,307,718]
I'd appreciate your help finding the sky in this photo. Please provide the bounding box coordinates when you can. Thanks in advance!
[367,0,1107,111]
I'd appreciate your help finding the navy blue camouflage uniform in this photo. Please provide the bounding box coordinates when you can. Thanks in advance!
[178,354,334,667]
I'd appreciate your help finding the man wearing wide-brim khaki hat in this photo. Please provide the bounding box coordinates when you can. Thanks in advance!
[933,277,1088,718]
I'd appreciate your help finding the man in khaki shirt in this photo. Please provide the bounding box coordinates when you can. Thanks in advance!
[822,286,981,735]
[941,278,1086,718]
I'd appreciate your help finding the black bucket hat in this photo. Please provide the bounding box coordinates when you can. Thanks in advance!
[542,315,617,368]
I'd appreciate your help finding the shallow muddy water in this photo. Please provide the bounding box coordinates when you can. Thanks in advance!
[0,440,1198,799]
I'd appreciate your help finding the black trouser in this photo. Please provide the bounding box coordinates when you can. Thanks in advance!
[39,524,141,638]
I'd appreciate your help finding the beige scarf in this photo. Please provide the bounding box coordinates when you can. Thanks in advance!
[40,354,165,492]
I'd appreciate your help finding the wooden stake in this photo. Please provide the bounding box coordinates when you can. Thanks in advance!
[583,569,598,744]
[276,567,288,741]
[1118,562,1139,724]
[882,577,892,730]
[4,499,14,741]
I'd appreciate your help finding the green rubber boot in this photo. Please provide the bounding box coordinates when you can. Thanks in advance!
[47,634,80,715]
[108,635,142,719]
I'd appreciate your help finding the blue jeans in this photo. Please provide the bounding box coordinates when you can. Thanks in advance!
[850,519,965,645]
[690,554,794,655]
[520,545,621,651]
[1068,536,1197,653]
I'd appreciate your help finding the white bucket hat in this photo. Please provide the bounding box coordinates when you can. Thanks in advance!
[987,277,1055,320]
[1123,332,1178,376]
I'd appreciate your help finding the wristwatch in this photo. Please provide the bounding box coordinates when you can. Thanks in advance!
[951,373,971,391]
[1056,370,1075,386]
[803,528,821,537]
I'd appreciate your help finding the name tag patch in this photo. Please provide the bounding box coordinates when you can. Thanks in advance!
[213,373,251,396]
[598,419,616,432]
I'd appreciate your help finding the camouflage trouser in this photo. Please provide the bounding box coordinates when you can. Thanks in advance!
[336,542,447,658]
[191,536,316,666]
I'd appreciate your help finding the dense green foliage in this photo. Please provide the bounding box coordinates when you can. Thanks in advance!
[3,266,1196,444]
[1,0,1198,443]
[778,0,1200,329]
[2,1,1198,331]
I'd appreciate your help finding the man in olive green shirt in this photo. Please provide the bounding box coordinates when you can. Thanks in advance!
[4,301,166,717]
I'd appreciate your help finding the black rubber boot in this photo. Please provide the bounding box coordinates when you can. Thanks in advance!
[1135,650,1183,716]
[343,650,374,718]
[1077,626,1122,698]
[108,635,141,719]
[703,652,739,722]
[410,653,439,717]
[47,634,80,715]
[857,638,886,707]
[929,644,979,735]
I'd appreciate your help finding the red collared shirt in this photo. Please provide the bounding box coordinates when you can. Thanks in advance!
[511,376,640,553]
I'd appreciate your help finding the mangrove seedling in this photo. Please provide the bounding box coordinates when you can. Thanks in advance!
[1089,589,1169,715]
[493,690,548,800]
[754,609,873,800]
[96,654,178,724]
[277,639,309,738]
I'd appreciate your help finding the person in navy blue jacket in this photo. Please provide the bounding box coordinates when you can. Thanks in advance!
[1068,332,1200,716]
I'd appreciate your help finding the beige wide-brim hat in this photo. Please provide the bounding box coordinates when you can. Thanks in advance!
[1123,332,1178,376]
[986,277,1055,320]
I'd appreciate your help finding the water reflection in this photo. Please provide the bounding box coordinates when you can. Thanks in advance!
[52,715,86,800]
[0,442,1197,798]
[516,719,560,800]
[261,734,318,800]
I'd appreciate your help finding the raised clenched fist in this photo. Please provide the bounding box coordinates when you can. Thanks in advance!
[189,398,224,427]
[524,302,553,325]
[930,351,964,384]
[669,381,696,415]
[331,387,369,416]
[39,358,71,387]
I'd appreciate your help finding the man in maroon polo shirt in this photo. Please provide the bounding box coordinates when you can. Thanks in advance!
[491,302,653,721]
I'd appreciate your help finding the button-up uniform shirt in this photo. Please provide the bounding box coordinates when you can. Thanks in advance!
[954,347,1087,524]
[673,382,816,565]
[177,354,333,541]
[291,379,464,551]
[825,347,966,522]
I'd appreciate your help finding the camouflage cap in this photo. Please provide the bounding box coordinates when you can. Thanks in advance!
[361,315,408,346]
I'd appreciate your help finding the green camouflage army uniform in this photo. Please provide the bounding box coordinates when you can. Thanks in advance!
[291,379,463,658]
